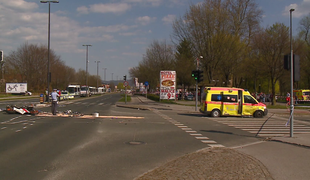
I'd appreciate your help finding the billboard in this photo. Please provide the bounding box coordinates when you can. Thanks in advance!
[160,71,176,100]
[6,83,27,94]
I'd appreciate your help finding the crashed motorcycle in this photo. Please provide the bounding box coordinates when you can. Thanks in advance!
[6,105,39,115]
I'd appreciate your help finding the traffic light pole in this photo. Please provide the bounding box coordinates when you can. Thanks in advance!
[125,86,127,104]
[195,81,198,111]
[195,58,199,111]
[289,9,294,137]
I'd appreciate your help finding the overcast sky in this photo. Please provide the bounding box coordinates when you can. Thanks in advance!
[0,0,308,82]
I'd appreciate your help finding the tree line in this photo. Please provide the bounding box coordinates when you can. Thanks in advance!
[0,42,102,93]
[129,0,310,105]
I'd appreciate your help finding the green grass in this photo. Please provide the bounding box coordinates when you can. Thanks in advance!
[119,94,131,102]
[136,93,177,104]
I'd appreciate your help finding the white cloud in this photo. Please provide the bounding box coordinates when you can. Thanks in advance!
[0,0,138,55]
[283,1,310,18]
[122,0,186,7]
[123,0,163,6]
[136,16,157,25]
[77,6,89,14]
[119,32,136,36]
[89,3,131,14]
[1,0,38,11]
[162,14,176,24]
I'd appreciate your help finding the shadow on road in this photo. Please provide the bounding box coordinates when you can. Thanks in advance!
[177,113,206,117]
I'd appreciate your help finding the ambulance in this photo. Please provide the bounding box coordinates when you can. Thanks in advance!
[293,89,310,100]
[200,87,268,118]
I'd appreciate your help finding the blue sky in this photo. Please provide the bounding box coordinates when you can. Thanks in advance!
[0,0,308,82]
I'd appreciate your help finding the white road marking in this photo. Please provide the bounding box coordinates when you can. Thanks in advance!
[209,144,225,148]
[190,133,203,136]
[201,140,217,144]
[195,137,209,140]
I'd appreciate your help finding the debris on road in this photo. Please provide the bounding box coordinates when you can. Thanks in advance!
[5,104,39,115]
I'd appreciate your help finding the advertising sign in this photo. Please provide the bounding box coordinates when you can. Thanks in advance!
[6,83,27,94]
[134,78,139,89]
[160,71,176,100]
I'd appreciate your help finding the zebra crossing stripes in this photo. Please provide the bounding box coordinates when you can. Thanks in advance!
[210,116,310,137]
[150,108,225,147]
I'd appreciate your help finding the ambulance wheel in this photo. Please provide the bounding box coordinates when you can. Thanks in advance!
[211,109,221,117]
[254,110,264,118]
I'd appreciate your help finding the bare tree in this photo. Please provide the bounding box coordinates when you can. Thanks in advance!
[130,40,175,90]
[172,0,262,85]
[5,42,78,92]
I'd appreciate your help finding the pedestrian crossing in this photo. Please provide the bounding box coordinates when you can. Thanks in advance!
[151,108,225,147]
[210,116,310,137]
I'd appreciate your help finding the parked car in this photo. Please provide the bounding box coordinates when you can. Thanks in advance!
[185,94,194,101]
[60,91,69,101]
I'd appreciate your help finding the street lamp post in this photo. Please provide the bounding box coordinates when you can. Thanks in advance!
[83,44,92,97]
[40,0,59,102]
[95,61,100,89]
[290,8,295,137]
[102,68,107,82]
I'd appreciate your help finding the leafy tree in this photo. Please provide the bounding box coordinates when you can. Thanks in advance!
[252,23,289,105]
[175,38,195,93]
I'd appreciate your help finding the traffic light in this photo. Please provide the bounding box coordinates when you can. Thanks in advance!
[283,54,300,82]
[191,70,198,81]
[198,70,203,83]
[0,50,3,62]
[123,75,127,81]
[284,54,290,70]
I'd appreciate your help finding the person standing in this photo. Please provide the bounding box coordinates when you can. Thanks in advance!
[51,89,59,115]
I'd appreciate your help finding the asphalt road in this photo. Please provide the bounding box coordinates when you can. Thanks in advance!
[0,94,210,180]
[2,94,310,180]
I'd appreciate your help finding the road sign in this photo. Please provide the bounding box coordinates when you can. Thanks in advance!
[145,81,149,86]
[123,81,129,87]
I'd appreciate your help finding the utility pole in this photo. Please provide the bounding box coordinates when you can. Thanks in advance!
[289,8,295,137]
[95,61,100,89]
[40,0,59,102]
[83,44,92,97]
[103,68,107,82]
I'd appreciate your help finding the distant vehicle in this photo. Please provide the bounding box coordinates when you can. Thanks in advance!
[66,85,80,97]
[294,89,310,100]
[89,86,97,95]
[60,91,69,101]
[98,87,106,94]
[80,86,90,97]
[185,94,194,101]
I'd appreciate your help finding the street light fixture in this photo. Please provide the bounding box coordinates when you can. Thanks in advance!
[95,61,100,89]
[83,44,92,97]
[40,0,59,102]
[289,8,295,137]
